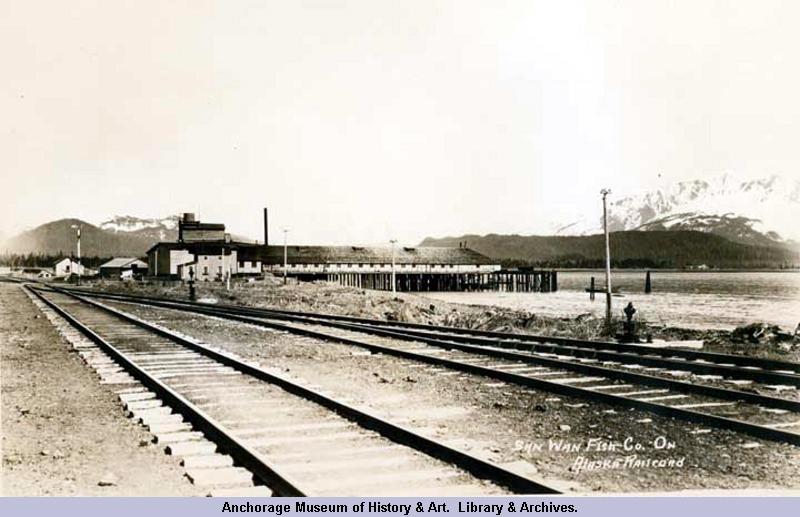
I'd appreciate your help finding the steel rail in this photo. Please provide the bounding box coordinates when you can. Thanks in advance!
[50,287,800,447]
[197,304,800,387]
[32,286,559,495]
[260,313,800,412]
[59,286,800,375]
[27,286,307,496]
[324,321,800,387]
[54,287,800,413]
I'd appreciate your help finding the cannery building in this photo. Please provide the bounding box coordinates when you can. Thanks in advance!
[144,209,554,293]
[261,245,499,275]
[146,213,262,281]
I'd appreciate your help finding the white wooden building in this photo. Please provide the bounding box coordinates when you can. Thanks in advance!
[262,245,500,275]
[53,258,86,278]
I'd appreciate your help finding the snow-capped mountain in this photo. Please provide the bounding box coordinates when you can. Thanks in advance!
[99,215,179,242]
[554,173,800,245]
[98,214,254,243]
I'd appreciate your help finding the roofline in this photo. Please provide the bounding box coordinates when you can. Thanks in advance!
[99,258,147,268]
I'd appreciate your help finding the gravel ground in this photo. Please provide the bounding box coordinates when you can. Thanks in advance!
[107,300,800,494]
[0,284,203,496]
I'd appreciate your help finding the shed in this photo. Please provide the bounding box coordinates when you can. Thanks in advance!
[98,257,148,279]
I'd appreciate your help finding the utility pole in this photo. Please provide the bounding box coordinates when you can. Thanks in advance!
[71,224,82,285]
[283,228,289,285]
[390,239,397,295]
[600,189,612,332]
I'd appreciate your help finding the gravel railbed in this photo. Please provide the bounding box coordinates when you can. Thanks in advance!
[105,300,800,493]
[0,284,203,495]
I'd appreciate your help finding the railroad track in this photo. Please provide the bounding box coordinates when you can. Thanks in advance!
[51,286,800,447]
[58,285,800,382]
[25,285,556,496]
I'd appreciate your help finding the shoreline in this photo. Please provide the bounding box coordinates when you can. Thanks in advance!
[546,268,800,273]
[74,275,800,363]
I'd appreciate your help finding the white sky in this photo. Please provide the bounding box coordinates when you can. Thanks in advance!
[2,1,799,244]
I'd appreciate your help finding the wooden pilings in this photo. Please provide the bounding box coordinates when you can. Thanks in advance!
[319,270,558,293]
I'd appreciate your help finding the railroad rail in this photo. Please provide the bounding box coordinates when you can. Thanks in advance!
[26,285,557,496]
[50,286,800,447]
[57,285,800,377]
[53,287,800,397]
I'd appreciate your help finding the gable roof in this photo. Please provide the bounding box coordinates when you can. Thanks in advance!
[262,246,495,265]
[52,257,79,266]
[22,267,51,273]
[99,257,148,269]
[144,241,496,266]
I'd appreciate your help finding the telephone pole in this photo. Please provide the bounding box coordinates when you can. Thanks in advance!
[71,224,82,285]
[600,189,612,332]
[282,228,289,285]
[389,239,397,295]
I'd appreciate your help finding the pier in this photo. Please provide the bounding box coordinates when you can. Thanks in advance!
[293,269,558,293]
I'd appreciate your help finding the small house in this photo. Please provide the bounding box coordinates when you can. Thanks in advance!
[53,258,85,278]
[99,257,148,279]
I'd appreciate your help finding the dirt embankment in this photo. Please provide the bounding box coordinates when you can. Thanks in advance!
[79,277,686,337]
[86,275,799,361]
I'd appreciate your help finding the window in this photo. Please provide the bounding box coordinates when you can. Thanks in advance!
[203,266,208,275]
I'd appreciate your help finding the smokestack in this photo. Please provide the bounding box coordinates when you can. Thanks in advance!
[264,208,269,246]
[179,212,195,243]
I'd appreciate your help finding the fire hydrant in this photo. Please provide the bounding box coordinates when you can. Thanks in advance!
[188,267,196,301]
[622,302,638,343]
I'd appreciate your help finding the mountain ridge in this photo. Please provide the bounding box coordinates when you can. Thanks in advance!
[1,215,255,257]
[554,173,800,244]
[0,218,159,257]
[420,231,800,269]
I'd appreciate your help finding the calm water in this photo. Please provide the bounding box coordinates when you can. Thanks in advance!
[421,271,800,331]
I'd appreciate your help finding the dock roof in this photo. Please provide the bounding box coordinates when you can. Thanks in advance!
[262,245,495,265]
[145,241,495,266]
[99,257,148,269]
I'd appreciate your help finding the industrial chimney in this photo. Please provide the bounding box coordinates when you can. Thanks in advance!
[179,212,197,242]
[264,208,269,246]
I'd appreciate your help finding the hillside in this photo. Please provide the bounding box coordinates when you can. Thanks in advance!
[1,219,155,257]
[420,231,800,269]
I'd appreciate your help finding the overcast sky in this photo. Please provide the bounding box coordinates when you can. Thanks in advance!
[2,1,799,245]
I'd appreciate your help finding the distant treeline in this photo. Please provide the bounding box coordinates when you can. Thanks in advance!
[501,257,674,269]
[0,253,111,269]
[422,231,800,270]
[502,257,799,269]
